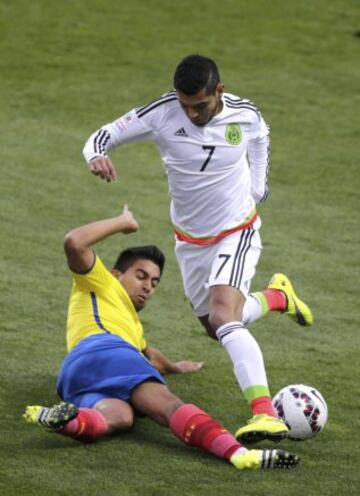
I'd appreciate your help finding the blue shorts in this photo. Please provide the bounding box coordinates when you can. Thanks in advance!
[56,334,165,408]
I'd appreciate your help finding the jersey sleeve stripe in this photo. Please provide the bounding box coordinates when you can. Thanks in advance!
[224,96,257,107]
[225,103,259,111]
[225,101,261,119]
[224,100,259,111]
[94,129,111,154]
[224,96,245,103]
[136,95,178,118]
[93,129,105,153]
[135,91,176,114]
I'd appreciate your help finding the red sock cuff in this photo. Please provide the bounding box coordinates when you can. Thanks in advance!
[60,408,108,442]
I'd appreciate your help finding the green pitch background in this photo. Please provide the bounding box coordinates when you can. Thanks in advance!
[1,1,359,494]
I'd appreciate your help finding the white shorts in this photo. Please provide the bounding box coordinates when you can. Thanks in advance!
[175,218,262,317]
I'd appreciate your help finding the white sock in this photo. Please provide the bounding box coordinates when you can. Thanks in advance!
[216,321,269,393]
[242,294,263,326]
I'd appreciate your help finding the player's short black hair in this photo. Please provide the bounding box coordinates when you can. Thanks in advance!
[113,245,165,277]
[174,54,220,95]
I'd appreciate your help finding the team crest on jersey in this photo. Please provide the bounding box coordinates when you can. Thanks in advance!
[225,123,242,145]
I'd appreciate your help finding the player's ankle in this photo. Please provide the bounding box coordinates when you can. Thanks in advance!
[250,396,276,417]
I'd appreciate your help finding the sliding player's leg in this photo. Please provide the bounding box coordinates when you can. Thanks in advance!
[130,381,299,470]
[23,397,134,442]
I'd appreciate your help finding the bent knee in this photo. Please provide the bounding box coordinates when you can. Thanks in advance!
[95,399,134,431]
[208,298,245,331]
[111,410,134,431]
[208,307,240,332]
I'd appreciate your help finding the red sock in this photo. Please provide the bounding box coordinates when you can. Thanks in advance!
[250,396,276,417]
[262,289,287,312]
[169,404,243,461]
[59,408,108,442]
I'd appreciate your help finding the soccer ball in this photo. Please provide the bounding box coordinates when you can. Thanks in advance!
[272,384,328,440]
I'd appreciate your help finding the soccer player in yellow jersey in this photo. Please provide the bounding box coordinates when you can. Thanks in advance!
[24,205,299,470]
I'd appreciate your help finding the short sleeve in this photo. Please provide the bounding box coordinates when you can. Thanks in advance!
[71,256,113,293]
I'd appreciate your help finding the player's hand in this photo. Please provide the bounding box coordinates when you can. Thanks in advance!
[88,157,117,182]
[173,360,204,374]
[119,204,139,234]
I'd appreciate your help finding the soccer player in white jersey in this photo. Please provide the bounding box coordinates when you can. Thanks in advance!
[83,55,313,443]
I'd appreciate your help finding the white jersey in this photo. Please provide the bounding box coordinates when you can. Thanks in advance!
[83,92,270,239]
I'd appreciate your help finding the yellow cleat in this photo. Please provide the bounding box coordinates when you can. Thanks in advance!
[231,449,300,470]
[23,402,78,429]
[23,405,44,425]
[235,414,289,444]
[268,273,313,326]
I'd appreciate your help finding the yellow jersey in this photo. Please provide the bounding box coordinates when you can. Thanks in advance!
[66,256,147,352]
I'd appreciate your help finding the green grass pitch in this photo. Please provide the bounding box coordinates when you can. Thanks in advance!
[1,1,359,494]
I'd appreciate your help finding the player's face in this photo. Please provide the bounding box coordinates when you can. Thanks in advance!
[177,83,224,126]
[113,259,161,311]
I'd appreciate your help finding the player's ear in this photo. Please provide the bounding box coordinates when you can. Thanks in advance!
[111,268,123,278]
[216,83,225,96]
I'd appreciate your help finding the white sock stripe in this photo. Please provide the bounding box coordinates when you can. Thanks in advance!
[218,325,243,335]
[215,322,245,341]
[216,321,244,333]
[218,328,246,345]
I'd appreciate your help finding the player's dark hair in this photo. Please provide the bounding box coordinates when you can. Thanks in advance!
[174,54,220,95]
[113,245,165,277]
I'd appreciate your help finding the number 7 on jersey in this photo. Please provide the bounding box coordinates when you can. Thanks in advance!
[200,146,216,171]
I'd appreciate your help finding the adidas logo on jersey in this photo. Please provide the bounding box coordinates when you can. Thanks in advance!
[174,127,188,137]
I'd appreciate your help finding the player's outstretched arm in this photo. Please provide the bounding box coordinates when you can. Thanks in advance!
[144,346,204,375]
[64,205,138,273]
[83,112,153,183]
